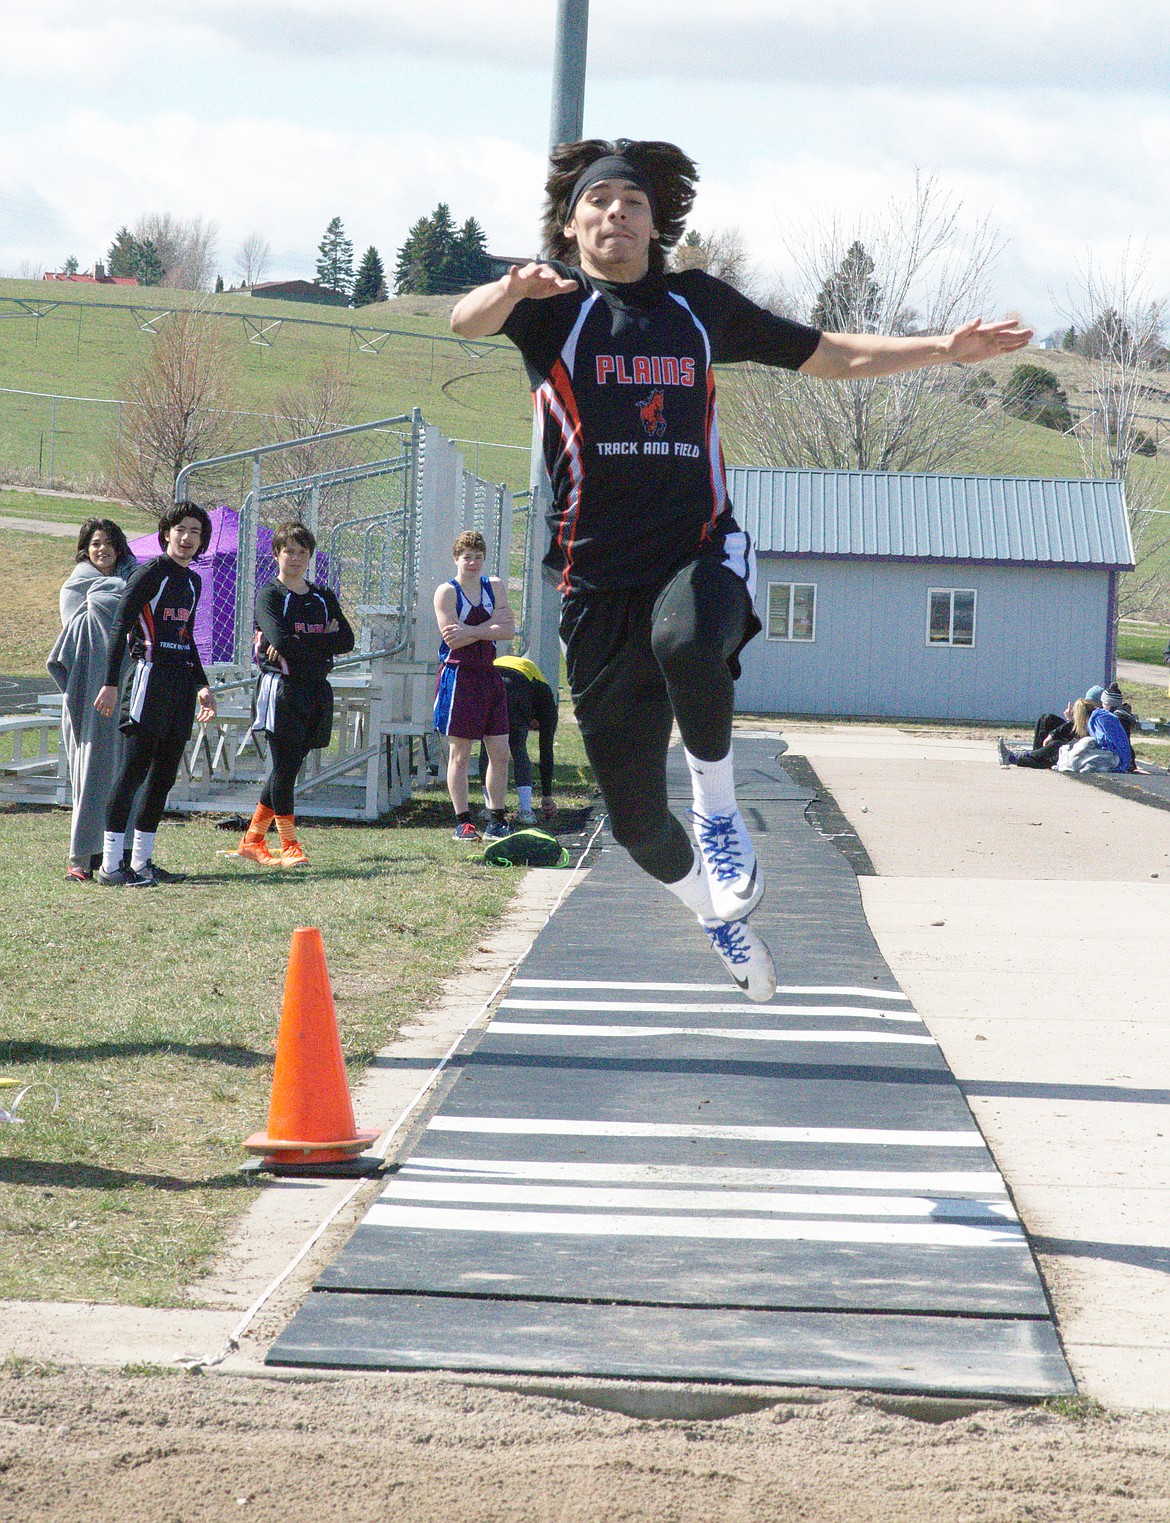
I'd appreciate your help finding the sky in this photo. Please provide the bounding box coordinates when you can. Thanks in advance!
[1,0,1168,336]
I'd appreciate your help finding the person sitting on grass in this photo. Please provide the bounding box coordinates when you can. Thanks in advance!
[433,531,516,842]
[236,520,354,868]
[93,502,218,887]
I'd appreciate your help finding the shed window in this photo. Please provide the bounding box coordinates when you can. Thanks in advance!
[928,588,976,647]
[767,582,816,641]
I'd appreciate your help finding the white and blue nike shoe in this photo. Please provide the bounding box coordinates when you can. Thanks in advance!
[691,807,763,922]
[702,916,776,1004]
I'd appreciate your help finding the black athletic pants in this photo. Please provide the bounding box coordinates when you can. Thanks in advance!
[106,722,191,834]
[259,727,317,816]
[1014,714,1074,769]
[561,555,752,886]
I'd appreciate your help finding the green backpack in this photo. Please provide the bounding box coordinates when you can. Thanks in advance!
[482,828,570,868]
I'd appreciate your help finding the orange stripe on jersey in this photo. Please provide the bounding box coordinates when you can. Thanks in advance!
[539,358,587,590]
[138,602,156,661]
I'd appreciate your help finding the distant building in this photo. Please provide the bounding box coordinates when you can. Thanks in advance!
[249,280,348,307]
[43,264,137,286]
[484,255,536,280]
[729,466,1134,724]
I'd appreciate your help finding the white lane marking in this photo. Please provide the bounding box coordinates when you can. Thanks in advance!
[490,1022,937,1047]
[402,1158,1009,1194]
[364,1202,1024,1247]
[499,1001,923,1023]
[510,980,910,1000]
[427,1117,988,1147]
[380,1179,1019,1221]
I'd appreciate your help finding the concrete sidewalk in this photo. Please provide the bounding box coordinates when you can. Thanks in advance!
[776,722,1170,1409]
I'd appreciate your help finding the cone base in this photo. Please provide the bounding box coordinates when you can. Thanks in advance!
[243,1127,380,1163]
[240,1152,384,1180]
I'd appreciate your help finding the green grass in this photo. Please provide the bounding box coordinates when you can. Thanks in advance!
[0,707,595,1306]
[0,277,534,494]
[0,488,142,529]
[1118,620,1170,664]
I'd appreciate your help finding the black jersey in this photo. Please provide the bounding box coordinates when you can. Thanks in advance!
[502,264,821,592]
[105,555,209,688]
[253,581,354,683]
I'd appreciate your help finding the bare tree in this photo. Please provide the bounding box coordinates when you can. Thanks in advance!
[116,306,240,512]
[723,175,1006,475]
[234,231,272,288]
[672,227,757,294]
[133,213,220,291]
[268,361,360,478]
[1059,248,1169,620]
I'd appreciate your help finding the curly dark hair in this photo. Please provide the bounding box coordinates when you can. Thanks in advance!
[75,516,132,566]
[541,138,699,274]
[157,500,213,558]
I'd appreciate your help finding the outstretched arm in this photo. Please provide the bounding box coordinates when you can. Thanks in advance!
[801,318,1033,381]
[451,263,578,339]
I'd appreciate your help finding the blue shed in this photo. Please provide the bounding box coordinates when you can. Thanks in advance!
[730,468,1135,724]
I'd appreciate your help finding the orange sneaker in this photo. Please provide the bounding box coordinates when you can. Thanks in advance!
[279,840,309,868]
[237,835,277,865]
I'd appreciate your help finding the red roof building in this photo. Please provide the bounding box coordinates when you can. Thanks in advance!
[43,264,138,286]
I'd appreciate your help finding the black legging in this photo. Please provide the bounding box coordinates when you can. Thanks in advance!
[106,724,191,834]
[562,555,751,886]
[1013,714,1074,769]
[260,728,316,816]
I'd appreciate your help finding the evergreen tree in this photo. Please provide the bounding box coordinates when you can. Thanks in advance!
[62,255,79,275]
[811,240,882,332]
[106,227,139,278]
[214,274,224,293]
[134,238,165,286]
[352,245,387,307]
[452,217,490,288]
[315,216,354,297]
[1002,363,1074,432]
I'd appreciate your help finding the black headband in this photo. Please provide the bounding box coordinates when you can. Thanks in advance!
[567,155,658,222]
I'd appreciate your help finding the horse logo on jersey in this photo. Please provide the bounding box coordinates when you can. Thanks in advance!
[638,390,667,438]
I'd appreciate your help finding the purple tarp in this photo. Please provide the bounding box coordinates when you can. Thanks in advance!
[129,506,274,666]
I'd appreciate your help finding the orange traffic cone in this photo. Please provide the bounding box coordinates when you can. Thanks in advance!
[243,927,381,1176]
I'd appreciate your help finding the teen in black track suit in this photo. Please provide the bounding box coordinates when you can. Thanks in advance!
[236,521,354,867]
[450,138,1033,1001]
[94,502,217,885]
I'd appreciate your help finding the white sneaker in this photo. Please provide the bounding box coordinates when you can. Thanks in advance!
[691,808,763,921]
[702,917,776,1003]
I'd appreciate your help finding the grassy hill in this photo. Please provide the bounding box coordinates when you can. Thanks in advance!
[2,276,1169,609]
[0,278,535,492]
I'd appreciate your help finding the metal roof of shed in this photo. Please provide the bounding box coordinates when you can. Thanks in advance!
[727,468,1135,569]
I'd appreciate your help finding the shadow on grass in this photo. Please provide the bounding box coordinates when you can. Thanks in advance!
[0,1159,249,1191]
[0,1040,269,1067]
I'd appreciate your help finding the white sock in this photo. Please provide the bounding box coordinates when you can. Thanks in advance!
[685,746,737,817]
[517,785,533,812]
[130,830,155,872]
[102,832,125,876]
[663,848,717,926]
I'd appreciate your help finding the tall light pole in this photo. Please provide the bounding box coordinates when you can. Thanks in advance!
[530,0,590,694]
[549,0,589,148]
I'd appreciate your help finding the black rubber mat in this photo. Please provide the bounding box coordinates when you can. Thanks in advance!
[268,737,1073,1397]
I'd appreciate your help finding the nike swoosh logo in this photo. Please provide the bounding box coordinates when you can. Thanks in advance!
[731,865,758,899]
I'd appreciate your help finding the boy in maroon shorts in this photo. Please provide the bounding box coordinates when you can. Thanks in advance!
[433,530,515,840]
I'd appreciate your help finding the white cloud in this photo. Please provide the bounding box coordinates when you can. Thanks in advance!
[0,109,546,278]
[3,0,1168,90]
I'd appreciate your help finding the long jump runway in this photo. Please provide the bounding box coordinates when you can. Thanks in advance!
[268,737,1073,1397]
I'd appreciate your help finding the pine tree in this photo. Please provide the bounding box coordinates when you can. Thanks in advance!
[352,245,387,307]
[62,255,79,276]
[106,227,139,278]
[134,238,165,286]
[394,216,439,295]
[811,240,882,332]
[315,216,354,298]
[452,218,490,289]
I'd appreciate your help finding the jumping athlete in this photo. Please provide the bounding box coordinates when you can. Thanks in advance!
[450,137,1032,1000]
[477,654,559,825]
[93,501,218,886]
[235,520,355,867]
[433,530,515,841]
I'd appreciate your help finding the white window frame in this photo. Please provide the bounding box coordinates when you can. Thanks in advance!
[766,581,817,642]
[927,587,977,648]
